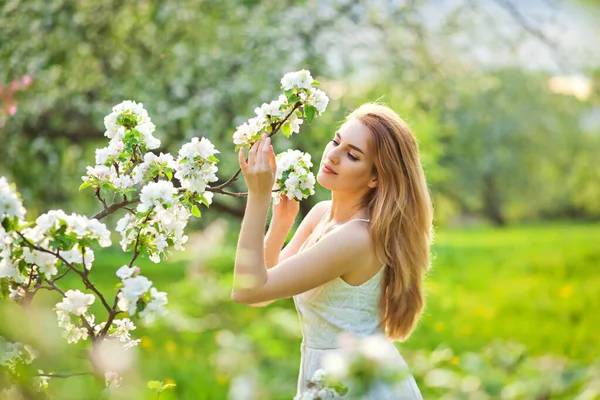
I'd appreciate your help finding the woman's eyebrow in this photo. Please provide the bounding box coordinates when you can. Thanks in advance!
[335,132,364,154]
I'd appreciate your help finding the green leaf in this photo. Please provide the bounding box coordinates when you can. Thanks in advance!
[282,123,291,137]
[311,80,321,86]
[147,381,163,390]
[287,94,300,104]
[191,205,201,217]
[304,104,317,123]
[165,171,173,181]
[79,181,92,191]
[162,383,176,390]
[199,195,210,207]
[208,155,219,163]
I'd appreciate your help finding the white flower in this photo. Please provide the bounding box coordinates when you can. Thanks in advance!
[0,258,25,283]
[175,137,220,195]
[60,245,95,270]
[281,69,314,90]
[109,318,139,349]
[178,137,219,160]
[0,177,26,220]
[83,165,114,183]
[139,287,168,324]
[273,150,316,204]
[8,285,26,300]
[133,152,176,184]
[35,210,67,232]
[233,116,266,148]
[287,113,303,134]
[95,137,125,165]
[137,121,160,149]
[308,89,329,114]
[137,181,177,212]
[56,290,95,316]
[116,265,137,280]
[105,371,122,389]
[254,94,288,120]
[23,248,58,279]
[117,275,153,315]
[110,175,134,190]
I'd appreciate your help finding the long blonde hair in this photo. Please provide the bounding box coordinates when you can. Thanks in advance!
[348,103,434,341]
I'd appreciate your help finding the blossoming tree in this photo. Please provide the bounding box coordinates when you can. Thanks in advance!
[0,70,328,395]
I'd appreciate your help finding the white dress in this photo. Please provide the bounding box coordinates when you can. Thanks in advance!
[292,215,423,399]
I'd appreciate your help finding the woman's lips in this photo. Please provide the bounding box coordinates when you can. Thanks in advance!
[322,165,337,175]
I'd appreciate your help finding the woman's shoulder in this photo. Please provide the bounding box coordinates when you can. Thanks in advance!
[311,200,332,215]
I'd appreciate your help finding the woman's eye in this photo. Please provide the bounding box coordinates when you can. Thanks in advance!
[331,140,358,161]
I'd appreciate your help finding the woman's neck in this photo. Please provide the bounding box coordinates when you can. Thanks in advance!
[327,192,369,224]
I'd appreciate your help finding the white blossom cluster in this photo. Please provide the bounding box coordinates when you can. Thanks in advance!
[93,316,140,350]
[84,101,162,191]
[133,152,176,185]
[232,69,329,149]
[1,210,110,285]
[281,69,329,114]
[55,290,96,344]
[25,210,111,248]
[0,336,36,374]
[0,231,23,285]
[103,100,160,149]
[115,265,168,324]
[137,180,178,213]
[294,369,343,400]
[0,177,26,221]
[117,202,190,263]
[273,150,316,204]
[175,137,219,200]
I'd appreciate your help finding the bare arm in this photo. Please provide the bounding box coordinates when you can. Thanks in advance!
[232,199,371,305]
[265,219,294,269]
[248,200,330,307]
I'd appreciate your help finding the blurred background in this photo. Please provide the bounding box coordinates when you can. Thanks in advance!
[1,0,600,399]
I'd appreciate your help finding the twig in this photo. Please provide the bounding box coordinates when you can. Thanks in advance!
[94,188,108,210]
[45,278,95,337]
[16,232,113,313]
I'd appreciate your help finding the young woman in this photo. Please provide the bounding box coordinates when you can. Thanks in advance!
[233,103,433,399]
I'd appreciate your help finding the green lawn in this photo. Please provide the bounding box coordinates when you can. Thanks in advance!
[4,222,599,399]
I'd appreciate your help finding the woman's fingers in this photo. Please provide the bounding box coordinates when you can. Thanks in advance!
[267,140,276,171]
[261,136,272,169]
[245,135,273,171]
[248,140,259,167]
[238,147,247,172]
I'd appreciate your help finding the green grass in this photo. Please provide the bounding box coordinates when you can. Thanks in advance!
[406,222,600,361]
[3,222,599,399]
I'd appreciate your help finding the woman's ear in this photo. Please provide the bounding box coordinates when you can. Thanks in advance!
[368,175,378,189]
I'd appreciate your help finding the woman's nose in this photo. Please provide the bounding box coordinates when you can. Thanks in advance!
[326,149,340,164]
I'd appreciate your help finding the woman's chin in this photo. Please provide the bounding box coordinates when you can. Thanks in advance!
[316,174,333,190]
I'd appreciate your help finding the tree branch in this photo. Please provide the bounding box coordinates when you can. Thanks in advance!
[16,232,113,314]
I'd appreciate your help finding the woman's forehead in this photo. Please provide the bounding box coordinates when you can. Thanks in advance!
[339,119,371,149]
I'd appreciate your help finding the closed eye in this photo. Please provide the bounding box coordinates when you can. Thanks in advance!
[331,140,358,161]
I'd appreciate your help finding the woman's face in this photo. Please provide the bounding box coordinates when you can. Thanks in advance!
[317,118,377,193]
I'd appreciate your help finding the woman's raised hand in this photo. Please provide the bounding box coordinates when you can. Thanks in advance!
[272,194,300,225]
[238,134,277,200]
